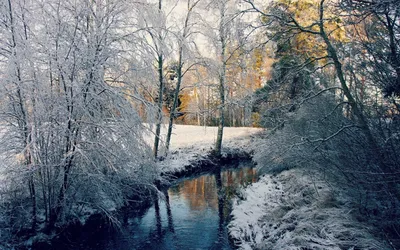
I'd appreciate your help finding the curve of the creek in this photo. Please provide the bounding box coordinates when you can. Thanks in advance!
[50,162,258,250]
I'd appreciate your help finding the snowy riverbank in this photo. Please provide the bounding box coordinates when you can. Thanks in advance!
[228,168,391,249]
[148,124,263,174]
[4,123,389,250]
[148,125,390,249]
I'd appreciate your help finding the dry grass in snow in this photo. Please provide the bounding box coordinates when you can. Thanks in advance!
[229,168,390,250]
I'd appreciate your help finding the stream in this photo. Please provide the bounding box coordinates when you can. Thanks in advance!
[51,162,258,250]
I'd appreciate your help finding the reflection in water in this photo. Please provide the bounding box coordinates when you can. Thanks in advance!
[137,165,257,250]
[169,167,257,212]
[55,164,258,250]
[154,194,162,237]
[216,168,225,248]
[164,190,174,233]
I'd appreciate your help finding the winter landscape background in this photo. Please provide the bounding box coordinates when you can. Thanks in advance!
[0,0,400,249]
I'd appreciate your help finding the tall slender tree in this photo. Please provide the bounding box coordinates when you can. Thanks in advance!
[165,0,202,154]
[153,0,166,158]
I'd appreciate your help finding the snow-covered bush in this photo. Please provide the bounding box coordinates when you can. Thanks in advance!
[247,92,400,247]
[254,94,396,206]
[0,0,157,236]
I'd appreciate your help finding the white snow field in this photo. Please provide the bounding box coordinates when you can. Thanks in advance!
[163,125,263,150]
[146,124,264,173]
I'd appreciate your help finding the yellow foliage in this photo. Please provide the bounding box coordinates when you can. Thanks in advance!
[275,0,347,58]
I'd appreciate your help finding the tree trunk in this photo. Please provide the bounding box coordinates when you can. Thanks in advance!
[7,0,37,230]
[215,11,227,157]
[165,52,183,153]
[318,1,394,178]
[165,0,197,154]
[319,2,378,155]
[215,72,225,156]
[153,53,164,158]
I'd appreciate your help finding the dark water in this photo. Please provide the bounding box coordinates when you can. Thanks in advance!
[54,164,258,250]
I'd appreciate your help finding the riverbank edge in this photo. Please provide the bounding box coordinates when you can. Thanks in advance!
[14,146,254,250]
[227,164,393,249]
[159,148,254,182]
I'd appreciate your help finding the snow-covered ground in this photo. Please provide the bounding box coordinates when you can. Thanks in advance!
[151,125,389,249]
[161,125,262,150]
[146,124,263,173]
[0,123,390,249]
[229,168,390,249]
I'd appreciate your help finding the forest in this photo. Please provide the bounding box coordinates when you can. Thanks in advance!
[0,0,399,249]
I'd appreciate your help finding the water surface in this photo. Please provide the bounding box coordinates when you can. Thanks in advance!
[56,164,258,250]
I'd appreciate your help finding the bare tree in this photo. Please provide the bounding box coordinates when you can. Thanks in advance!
[244,0,400,231]
[165,0,202,154]
[141,0,169,159]
[0,0,156,232]
[243,0,386,165]
[201,0,246,156]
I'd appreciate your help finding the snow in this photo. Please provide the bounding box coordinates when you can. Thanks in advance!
[162,125,262,150]
[0,123,390,249]
[145,124,263,173]
[229,174,284,249]
[228,168,390,250]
